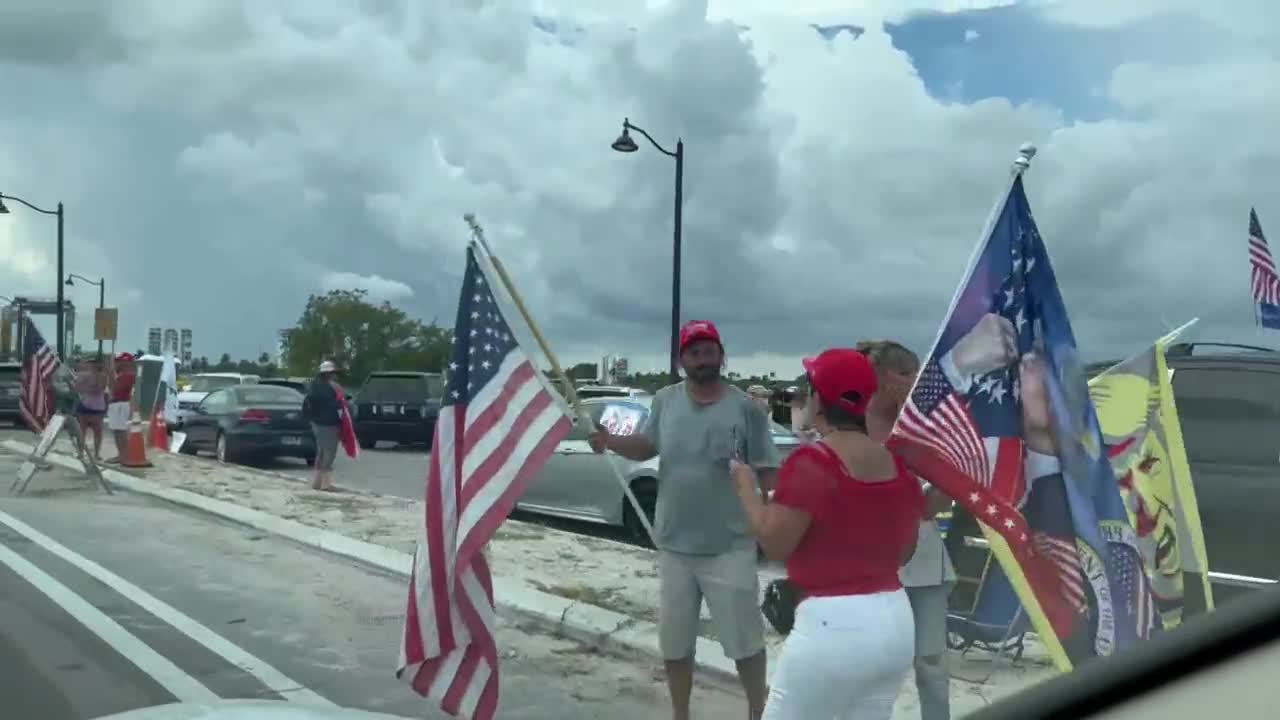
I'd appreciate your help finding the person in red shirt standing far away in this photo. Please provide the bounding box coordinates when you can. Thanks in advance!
[730,348,925,720]
[103,352,137,464]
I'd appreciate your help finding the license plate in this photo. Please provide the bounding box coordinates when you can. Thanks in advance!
[381,404,398,414]
[281,436,302,446]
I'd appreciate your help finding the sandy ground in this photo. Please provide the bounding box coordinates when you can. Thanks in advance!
[15,437,1060,717]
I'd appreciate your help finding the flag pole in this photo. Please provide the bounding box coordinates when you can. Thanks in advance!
[463,214,657,544]
[1089,319,1199,381]
[1158,317,1199,347]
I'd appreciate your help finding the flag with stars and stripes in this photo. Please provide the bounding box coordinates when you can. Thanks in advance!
[1248,208,1280,329]
[889,175,1157,672]
[397,242,573,719]
[19,316,61,433]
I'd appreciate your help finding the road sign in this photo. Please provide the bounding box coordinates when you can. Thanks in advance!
[94,307,118,341]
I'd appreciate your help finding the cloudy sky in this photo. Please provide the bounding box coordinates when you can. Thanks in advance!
[1,0,1277,376]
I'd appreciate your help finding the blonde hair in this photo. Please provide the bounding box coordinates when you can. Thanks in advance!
[854,339,920,375]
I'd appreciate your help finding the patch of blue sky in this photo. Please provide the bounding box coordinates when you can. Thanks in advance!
[885,4,1238,121]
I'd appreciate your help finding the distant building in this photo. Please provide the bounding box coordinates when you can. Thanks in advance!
[276,328,291,368]
[149,324,193,361]
[599,355,630,384]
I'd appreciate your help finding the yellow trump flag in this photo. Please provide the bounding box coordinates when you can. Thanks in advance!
[1088,341,1214,627]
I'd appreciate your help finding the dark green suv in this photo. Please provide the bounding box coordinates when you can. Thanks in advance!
[0,362,22,427]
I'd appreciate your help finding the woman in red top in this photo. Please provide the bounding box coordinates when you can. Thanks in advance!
[731,348,924,719]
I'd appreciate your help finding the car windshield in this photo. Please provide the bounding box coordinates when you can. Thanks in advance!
[588,398,795,437]
[235,385,303,404]
[188,376,240,392]
[362,375,443,399]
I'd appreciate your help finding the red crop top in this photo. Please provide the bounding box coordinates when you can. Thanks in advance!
[771,441,925,598]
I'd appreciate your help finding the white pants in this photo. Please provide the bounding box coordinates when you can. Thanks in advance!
[763,589,915,720]
[106,402,131,432]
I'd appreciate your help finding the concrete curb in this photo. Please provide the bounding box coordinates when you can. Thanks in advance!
[1,439,744,685]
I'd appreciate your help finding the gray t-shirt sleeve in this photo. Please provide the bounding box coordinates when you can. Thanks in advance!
[642,388,664,453]
[744,398,781,469]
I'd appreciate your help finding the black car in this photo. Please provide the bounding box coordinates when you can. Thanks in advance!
[179,384,316,465]
[258,378,308,394]
[0,362,22,427]
[260,378,353,403]
[352,371,443,449]
[1145,342,1280,607]
[948,342,1280,616]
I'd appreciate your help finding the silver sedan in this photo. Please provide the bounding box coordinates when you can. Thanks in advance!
[517,396,801,542]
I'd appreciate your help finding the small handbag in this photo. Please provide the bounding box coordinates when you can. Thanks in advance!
[761,577,800,635]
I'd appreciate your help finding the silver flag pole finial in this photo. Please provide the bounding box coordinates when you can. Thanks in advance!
[1012,143,1037,176]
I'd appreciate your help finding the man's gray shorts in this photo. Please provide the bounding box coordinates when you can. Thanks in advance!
[659,543,765,661]
[906,583,952,657]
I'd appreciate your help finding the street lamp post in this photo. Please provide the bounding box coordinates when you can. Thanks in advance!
[66,273,106,357]
[0,193,66,358]
[611,118,685,382]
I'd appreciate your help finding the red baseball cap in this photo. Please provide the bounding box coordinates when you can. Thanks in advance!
[802,348,878,416]
[679,320,721,353]
[115,352,135,363]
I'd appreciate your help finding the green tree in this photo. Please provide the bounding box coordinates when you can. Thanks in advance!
[216,353,233,370]
[282,289,453,383]
[569,362,597,381]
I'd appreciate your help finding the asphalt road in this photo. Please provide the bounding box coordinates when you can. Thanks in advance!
[0,448,746,720]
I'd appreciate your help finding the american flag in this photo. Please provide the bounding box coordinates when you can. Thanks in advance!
[890,175,1153,667]
[1248,208,1280,329]
[397,243,573,719]
[18,317,60,433]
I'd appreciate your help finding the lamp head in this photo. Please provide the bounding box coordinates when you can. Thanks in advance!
[611,123,638,153]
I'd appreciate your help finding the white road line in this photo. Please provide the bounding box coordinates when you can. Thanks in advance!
[0,541,218,702]
[0,510,335,707]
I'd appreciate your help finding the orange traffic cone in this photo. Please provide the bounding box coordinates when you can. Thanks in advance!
[122,410,153,468]
[149,406,169,452]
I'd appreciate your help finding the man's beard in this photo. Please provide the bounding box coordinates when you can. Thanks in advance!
[685,364,719,384]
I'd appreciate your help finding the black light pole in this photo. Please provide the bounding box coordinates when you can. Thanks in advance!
[611,118,684,382]
[66,273,106,357]
[0,193,66,358]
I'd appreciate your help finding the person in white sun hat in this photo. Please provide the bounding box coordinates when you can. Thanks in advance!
[303,360,342,491]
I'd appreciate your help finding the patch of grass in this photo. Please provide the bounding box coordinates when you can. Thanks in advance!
[494,525,548,542]
[529,580,628,612]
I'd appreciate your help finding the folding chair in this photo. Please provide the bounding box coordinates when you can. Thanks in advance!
[944,507,1031,683]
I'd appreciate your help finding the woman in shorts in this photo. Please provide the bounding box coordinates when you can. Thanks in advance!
[74,356,109,461]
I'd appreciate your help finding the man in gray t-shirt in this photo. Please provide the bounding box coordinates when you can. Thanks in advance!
[591,320,779,720]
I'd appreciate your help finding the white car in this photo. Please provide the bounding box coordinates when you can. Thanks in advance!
[172,373,260,429]
[518,396,801,543]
